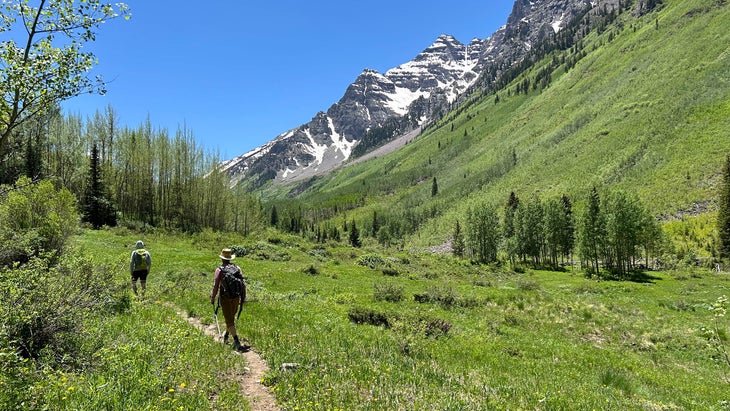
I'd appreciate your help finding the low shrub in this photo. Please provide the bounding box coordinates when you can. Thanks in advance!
[303,264,319,275]
[232,242,291,261]
[517,279,540,291]
[413,286,457,307]
[374,282,404,302]
[424,317,452,338]
[0,177,79,267]
[347,306,389,327]
[0,253,127,366]
[229,244,248,257]
[357,254,386,269]
[309,247,330,260]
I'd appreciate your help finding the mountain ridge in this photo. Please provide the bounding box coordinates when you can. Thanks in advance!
[222,0,595,188]
[269,0,729,249]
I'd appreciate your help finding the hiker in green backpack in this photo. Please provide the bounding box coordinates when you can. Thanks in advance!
[130,240,152,297]
[210,248,248,351]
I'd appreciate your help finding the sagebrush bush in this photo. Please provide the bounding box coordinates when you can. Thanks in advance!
[347,306,389,327]
[374,282,404,302]
[414,286,457,307]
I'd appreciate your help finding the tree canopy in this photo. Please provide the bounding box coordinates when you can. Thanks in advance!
[0,0,130,178]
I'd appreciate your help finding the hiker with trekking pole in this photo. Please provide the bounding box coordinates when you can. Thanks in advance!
[210,248,248,351]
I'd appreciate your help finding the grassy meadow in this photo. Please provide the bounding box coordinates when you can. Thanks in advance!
[24,227,726,410]
[2,1,729,410]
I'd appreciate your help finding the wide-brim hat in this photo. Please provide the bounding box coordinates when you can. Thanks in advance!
[219,248,235,260]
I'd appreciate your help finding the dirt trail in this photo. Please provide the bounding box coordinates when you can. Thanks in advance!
[172,306,280,411]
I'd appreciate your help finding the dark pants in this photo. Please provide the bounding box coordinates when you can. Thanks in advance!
[131,269,149,281]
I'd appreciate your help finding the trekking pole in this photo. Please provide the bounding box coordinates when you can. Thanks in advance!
[214,300,221,336]
[237,280,246,320]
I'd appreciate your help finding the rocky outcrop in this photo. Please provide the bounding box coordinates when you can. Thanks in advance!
[222,0,595,188]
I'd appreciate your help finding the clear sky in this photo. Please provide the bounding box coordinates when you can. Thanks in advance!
[61,1,515,159]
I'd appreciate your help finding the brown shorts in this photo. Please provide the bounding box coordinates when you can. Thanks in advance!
[219,296,240,327]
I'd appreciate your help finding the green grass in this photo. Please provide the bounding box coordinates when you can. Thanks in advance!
[8,1,730,409]
[4,228,254,411]
[27,227,728,410]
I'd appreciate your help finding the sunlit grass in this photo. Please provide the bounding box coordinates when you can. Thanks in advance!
[16,225,726,409]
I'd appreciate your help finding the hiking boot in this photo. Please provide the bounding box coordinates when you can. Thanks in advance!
[223,331,229,344]
[233,336,251,352]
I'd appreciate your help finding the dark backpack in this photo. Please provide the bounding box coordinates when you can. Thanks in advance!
[219,264,245,300]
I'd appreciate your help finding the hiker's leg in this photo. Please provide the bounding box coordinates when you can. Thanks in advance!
[221,297,237,338]
[131,271,142,295]
[140,271,148,296]
[223,299,242,349]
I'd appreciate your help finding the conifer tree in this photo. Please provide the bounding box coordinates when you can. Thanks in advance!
[431,177,438,197]
[372,210,380,237]
[349,219,361,248]
[270,205,279,227]
[717,155,730,260]
[82,143,116,228]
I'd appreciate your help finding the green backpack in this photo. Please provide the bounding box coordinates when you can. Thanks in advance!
[134,249,149,271]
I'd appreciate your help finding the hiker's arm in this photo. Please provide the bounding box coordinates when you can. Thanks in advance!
[146,253,152,271]
[129,252,135,274]
[210,268,221,304]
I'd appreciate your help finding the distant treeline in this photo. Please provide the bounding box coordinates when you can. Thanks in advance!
[1,106,266,234]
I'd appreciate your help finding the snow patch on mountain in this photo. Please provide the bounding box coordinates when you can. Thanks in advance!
[223,0,595,187]
[328,117,355,159]
[552,14,565,32]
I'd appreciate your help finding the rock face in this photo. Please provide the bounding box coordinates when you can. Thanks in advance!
[222,0,594,187]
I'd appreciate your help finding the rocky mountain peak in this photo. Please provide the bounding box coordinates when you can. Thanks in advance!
[223,0,594,188]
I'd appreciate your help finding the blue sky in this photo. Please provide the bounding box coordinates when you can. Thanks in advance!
[61,1,515,159]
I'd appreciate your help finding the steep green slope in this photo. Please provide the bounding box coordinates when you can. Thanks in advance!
[276,0,730,247]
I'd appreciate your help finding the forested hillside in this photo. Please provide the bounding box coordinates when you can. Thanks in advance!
[269,0,729,251]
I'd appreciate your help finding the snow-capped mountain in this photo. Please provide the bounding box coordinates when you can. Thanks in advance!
[223,0,595,188]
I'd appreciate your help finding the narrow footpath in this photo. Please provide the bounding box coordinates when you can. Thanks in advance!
[173,306,280,411]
